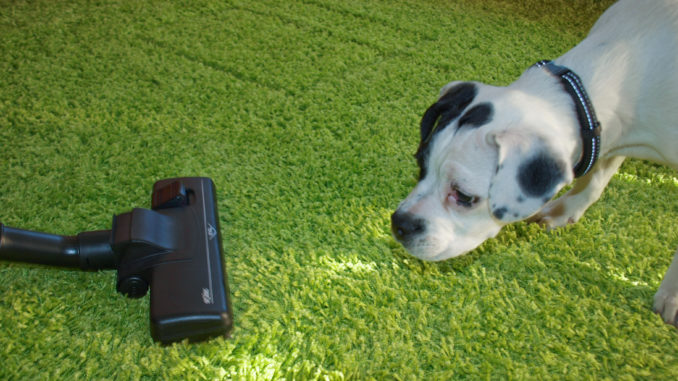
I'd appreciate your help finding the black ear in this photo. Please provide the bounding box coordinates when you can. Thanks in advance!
[415,82,477,179]
[419,82,477,141]
[487,131,573,222]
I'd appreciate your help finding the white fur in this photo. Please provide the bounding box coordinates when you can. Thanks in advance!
[393,0,678,326]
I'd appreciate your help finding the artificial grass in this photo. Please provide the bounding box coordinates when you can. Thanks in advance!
[1,0,677,378]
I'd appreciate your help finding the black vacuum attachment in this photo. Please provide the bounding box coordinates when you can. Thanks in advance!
[0,177,233,344]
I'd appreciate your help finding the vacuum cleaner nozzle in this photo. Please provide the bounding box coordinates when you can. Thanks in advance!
[0,177,233,344]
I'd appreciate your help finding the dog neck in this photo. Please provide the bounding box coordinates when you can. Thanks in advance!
[552,12,678,170]
[554,45,631,166]
[533,60,601,178]
[510,66,594,180]
[514,45,639,175]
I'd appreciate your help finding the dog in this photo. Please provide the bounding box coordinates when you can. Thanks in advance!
[391,0,678,327]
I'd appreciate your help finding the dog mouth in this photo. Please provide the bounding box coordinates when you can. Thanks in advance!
[391,211,451,261]
[417,250,453,262]
[391,209,503,261]
[390,212,450,261]
[397,237,472,262]
[398,239,459,262]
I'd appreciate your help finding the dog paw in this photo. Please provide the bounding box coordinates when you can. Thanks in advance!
[653,287,678,327]
[528,198,581,229]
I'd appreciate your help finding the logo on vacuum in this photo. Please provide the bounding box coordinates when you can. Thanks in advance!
[202,288,214,304]
[207,224,217,240]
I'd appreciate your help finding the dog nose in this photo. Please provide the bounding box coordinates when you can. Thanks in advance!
[391,211,425,241]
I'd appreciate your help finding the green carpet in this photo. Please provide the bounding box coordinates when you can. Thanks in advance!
[2,0,678,379]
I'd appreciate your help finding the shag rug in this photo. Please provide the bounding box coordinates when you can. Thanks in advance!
[1,0,677,379]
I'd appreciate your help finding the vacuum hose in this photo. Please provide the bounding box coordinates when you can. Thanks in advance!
[0,223,116,270]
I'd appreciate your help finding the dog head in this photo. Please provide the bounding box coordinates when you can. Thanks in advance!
[392,79,577,261]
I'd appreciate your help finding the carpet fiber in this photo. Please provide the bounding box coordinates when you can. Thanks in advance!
[2,0,678,379]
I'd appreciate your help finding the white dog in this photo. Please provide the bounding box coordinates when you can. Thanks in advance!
[392,0,678,327]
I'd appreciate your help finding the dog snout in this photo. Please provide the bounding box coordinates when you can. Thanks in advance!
[391,211,426,242]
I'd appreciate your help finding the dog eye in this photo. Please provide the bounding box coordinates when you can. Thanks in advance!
[449,185,478,208]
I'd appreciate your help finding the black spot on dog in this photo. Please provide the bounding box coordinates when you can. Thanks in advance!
[458,103,493,129]
[415,82,477,179]
[517,151,567,198]
[517,196,525,203]
[492,207,507,220]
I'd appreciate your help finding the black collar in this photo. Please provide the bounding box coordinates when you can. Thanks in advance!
[534,60,601,178]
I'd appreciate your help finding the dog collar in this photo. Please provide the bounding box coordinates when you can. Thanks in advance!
[534,60,601,178]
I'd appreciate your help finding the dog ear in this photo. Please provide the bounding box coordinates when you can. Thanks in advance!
[419,81,476,142]
[416,82,478,179]
[487,130,573,223]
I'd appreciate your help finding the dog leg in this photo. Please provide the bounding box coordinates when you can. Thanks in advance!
[654,248,678,327]
[530,156,626,228]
